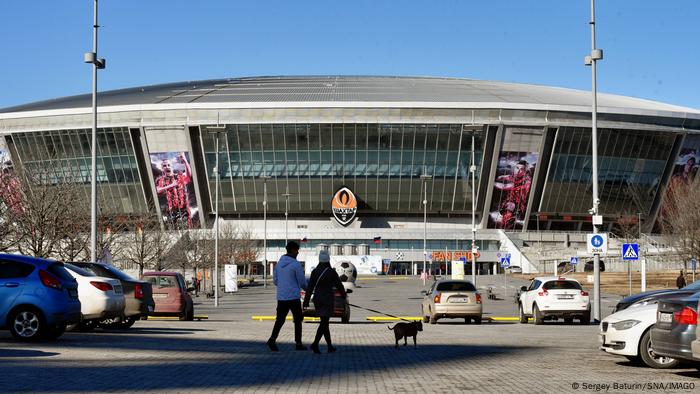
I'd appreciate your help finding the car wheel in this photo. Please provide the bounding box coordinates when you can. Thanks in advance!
[533,304,544,325]
[77,320,96,332]
[421,307,429,323]
[518,304,528,324]
[186,306,195,321]
[580,311,591,325]
[9,308,46,341]
[429,314,437,324]
[473,316,482,325]
[119,317,136,328]
[639,330,679,369]
[464,317,472,324]
[564,318,574,324]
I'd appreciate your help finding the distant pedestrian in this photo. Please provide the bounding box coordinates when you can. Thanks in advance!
[676,270,686,289]
[192,277,200,297]
[267,241,307,351]
[304,250,346,354]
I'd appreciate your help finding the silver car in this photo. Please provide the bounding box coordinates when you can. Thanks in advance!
[421,280,483,324]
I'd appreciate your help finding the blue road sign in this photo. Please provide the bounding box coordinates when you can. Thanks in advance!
[591,235,604,248]
[500,254,511,267]
[459,256,467,264]
[622,243,639,261]
[570,256,579,266]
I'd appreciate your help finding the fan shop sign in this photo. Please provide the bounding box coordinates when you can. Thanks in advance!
[331,186,358,226]
[432,251,481,262]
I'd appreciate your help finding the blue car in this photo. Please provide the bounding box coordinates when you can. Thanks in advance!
[0,254,81,341]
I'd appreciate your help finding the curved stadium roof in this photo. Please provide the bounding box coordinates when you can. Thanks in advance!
[1,75,699,120]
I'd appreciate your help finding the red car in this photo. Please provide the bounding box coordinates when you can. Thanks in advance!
[300,288,352,323]
[141,272,194,321]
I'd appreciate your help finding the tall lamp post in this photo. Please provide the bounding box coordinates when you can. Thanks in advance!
[585,0,604,323]
[261,175,271,288]
[282,187,291,245]
[420,174,432,286]
[84,0,106,262]
[470,130,478,286]
[208,127,226,307]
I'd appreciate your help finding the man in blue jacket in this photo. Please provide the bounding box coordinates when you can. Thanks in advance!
[267,241,308,351]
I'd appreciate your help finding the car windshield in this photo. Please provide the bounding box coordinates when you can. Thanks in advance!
[683,279,700,291]
[543,280,582,290]
[64,263,96,277]
[436,282,476,292]
[146,275,178,288]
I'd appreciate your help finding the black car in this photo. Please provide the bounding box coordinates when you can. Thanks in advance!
[614,280,700,312]
[650,292,700,363]
[72,262,155,328]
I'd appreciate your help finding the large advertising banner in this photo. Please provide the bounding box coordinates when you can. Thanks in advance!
[660,135,700,218]
[488,128,543,230]
[150,151,200,230]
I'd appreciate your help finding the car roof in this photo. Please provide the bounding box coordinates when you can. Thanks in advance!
[142,271,179,276]
[532,276,580,283]
[0,253,54,267]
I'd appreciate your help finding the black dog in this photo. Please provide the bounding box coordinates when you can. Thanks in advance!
[388,321,423,349]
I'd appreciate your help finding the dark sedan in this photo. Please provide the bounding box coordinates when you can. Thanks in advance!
[614,280,700,312]
[650,292,700,363]
[72,262,155,328]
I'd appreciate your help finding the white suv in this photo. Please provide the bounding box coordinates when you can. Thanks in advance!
[518,277,590,325]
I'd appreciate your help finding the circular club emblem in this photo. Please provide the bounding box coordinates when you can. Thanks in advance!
[331,186,358,226]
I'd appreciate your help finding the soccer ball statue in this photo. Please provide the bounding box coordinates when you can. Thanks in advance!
[334,261,357,290]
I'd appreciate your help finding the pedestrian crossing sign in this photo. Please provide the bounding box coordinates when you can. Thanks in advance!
[622,243,639,261]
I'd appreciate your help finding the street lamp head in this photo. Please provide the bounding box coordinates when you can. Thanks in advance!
[423,199,427,205]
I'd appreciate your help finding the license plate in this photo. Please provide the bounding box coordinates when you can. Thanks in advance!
[451,297,468,303]
[153,293,168,299]
[658,312,672,323]
[558,295,574,300]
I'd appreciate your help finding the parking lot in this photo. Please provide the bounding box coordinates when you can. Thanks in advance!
[1,276,698,393]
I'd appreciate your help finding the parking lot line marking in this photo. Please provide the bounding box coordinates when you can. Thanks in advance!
[147,315,209,321]
[251,316,321,321]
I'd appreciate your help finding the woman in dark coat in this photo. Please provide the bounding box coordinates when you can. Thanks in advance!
[303,250,346,353]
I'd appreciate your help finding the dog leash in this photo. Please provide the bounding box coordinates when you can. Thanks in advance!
[348,303,416,323]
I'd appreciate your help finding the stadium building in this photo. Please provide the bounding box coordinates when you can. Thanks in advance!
[1,76,699,274]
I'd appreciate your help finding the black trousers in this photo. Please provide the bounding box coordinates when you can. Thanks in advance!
[269,299,304,345]
[313,316,332,346]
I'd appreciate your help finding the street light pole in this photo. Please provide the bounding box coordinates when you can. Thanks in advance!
[208,127,226,307]
[470,131,478,286]
[261,175,271,289]
[84,0,105,263]
[585,0,604,323]
[282,187,291,245]
[420,174,432,286]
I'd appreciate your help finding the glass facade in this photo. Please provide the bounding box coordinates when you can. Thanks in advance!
[11,128,147,214]
[540,127,674,217]
[200,124,485,214]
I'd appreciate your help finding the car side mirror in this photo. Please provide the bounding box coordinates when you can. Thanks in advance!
[520,286,528,292]
[346,289,353,294]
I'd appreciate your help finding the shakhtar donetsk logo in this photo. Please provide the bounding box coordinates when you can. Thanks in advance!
[331,187,358,226]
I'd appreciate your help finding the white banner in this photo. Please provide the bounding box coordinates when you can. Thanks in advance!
[305,255,382,275]
[224,264,238,293]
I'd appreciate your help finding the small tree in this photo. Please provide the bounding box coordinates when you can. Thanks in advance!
[659,179,700,269]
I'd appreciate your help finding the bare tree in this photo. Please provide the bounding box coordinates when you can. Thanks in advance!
[9,164,84,258]
[219,224,258,277]
[118,212,179,276]
[659,179,700,269]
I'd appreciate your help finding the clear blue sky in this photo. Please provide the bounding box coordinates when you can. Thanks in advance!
[1,0,698,109]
